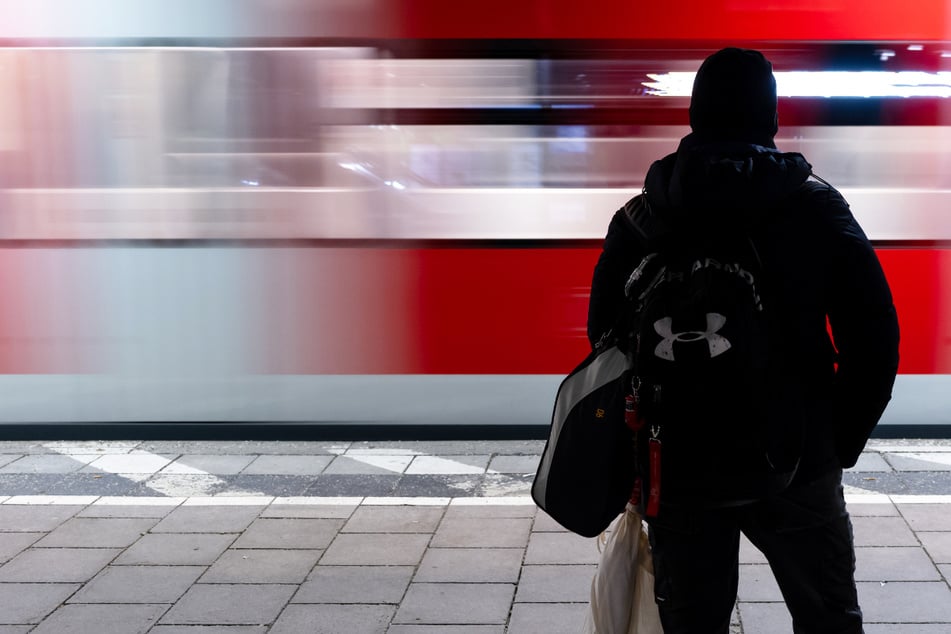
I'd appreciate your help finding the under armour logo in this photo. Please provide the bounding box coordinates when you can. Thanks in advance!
[653,313,732,361]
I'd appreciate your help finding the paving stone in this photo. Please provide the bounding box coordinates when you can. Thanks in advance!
[393,583,514,625]
[342,505,444,533]
[487,455,540,474]
[294,565,414,603]
[0,533,42,563]
[886,453,951,472]
[43,474,143,496]
[151,505,263,534]
[532,511,571,532]
[0,454,94,474]
[160,584,296,625]
[35,517,158,548]
[270,604,394,634]
[0,548,120,582]
[507,602,588,634]
[393,474,482,497]
[444,504,536,519]
[85,452,174,474]
[0,627,32,633]
[865,626,951,633]
[0,505,81,532]
[897,504,951,530]
[77,504,179,519]
[305,474,400,496]
[857,581,951,622]
[737,564,784,601]
[406,455,490,475]
[918,532,951,563]
[29,604,167,634]
[855,547,942,581]
[847,453,893,472]
[847,502,899,517]
[322,455,411,475]
[479,474,534,497]
[842,472,907,494]
[201,549,322,583]
[115,533,235,566]
[851,516,918,546]
[260,504,357,519]
[231,518,343,549]
[140,474,229,497]
[0,474,65,495]
[524,532,601,565]
[739,534,768,564]
[224,475,316,496]
[70,565,204,603]
[149,625,267,634]
[242,454,334,475]
[386,625,505,634]
[416,548,524,583]
[161,455,256,475]
[737,602,791,634]
[0,583,79,623]
[940,564,951,581]
[515,564,597,602]
[0,455,22,468]
[432,517,532,548]
[892,472,951,495]
[320,533,431,566]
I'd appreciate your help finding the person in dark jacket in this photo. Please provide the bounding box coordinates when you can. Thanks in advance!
[587,48,900,634]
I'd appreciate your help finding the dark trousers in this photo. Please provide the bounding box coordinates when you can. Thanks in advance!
[647,470,862,634]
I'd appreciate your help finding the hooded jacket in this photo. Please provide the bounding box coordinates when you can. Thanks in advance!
[587,134,900,480]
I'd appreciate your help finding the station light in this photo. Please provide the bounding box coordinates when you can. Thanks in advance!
[643,71,951,98]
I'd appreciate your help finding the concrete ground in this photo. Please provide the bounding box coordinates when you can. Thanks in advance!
[0,438,949,633]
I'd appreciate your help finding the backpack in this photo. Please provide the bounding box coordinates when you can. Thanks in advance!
[624,212,801,515]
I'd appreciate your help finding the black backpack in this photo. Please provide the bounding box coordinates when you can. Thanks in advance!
[624,213,801,515]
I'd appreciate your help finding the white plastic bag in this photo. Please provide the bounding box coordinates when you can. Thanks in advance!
[583,504,663,634]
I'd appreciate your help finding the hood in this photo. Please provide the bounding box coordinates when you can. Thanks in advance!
[644,133,812,226]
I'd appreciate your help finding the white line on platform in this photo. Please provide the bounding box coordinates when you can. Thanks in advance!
[94,496,185,506]
[3,494,948,506]
[271,496,363,506]
[183,496,274,506]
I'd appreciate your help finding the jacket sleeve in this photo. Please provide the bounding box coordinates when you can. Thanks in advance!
[587,198,648,348]
[819,186,900,468]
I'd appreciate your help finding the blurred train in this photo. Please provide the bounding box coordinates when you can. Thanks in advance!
[0,0,949,437]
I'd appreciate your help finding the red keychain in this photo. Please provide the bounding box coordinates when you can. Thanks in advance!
[625,378,645,432]
[646,426,662,517]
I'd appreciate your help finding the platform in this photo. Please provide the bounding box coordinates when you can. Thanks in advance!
[0,438,949,633]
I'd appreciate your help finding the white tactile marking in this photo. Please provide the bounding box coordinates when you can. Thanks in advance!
[451,496,535,506]
[271,496,363,506]
[94,496,185,506]
[844,494,892,504]
[890,495,951,504]
[183,496,274,506]
[362,496,451,506]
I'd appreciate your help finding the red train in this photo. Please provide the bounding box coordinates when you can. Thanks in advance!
[0,0,947,435]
